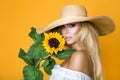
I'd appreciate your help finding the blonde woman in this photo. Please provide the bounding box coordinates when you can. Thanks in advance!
[36,4,115,80]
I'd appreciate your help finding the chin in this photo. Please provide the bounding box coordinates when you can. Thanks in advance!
[66,41,74,45]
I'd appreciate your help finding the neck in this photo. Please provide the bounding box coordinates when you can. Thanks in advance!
[72,42,83,51]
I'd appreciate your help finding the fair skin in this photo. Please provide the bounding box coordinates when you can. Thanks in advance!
[60,22,93,78]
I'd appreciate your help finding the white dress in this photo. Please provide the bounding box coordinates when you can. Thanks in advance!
[49,64,92,80]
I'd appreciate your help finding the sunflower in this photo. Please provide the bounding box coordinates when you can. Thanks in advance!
[42,32,65,54]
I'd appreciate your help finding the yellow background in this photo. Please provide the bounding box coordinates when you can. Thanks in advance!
[0,0,120,80]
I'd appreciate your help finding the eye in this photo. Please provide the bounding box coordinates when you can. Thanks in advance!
[68,23,76,27]
[60,25,65,29]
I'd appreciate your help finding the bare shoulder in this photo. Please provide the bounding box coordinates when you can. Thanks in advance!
[71,50,89,59]
[68,50,93,76]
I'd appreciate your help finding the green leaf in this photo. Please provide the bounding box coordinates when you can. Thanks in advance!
[27,41,50,59]
[42,59,49,67]
[23,65,43,80]
[29,27,44,42]
[43,58,56,75]
[54,48,76,60]
[32,59,40,68]
[18,48,33,65]
[35,69,43,80]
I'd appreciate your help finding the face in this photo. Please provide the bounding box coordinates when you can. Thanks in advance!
[61,22,81,45]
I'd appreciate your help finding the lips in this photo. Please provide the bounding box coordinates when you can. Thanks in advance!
[65,37,71,41]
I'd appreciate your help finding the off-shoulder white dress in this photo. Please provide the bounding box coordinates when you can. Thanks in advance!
[49,64,92,80]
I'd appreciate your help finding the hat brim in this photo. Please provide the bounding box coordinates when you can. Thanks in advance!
[36,16,115,36]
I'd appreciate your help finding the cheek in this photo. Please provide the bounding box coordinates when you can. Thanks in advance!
[71,28,81,41]
[61,30,64,37]
[70,27,80,35]
[61,29,64,35]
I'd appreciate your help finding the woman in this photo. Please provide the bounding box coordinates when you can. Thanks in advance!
[36,4,115,80]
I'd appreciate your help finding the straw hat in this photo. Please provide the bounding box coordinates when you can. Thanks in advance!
[36,4,115,36]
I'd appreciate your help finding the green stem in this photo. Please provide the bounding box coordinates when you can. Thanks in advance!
[35,54,53,69]
[42,53,53,60]
[35,59,41,69]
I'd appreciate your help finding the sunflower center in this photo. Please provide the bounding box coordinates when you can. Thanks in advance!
[48,38,60,48]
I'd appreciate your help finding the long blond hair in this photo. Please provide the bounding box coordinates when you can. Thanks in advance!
[78,22,103,80]
[52,21,103,80]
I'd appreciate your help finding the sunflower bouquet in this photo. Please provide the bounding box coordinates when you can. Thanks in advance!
[18,27,75,80]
